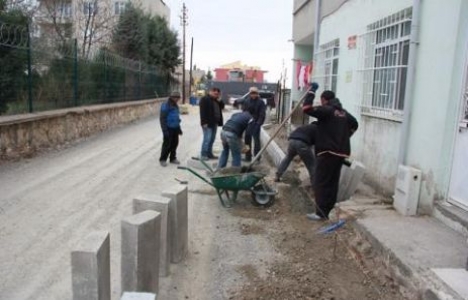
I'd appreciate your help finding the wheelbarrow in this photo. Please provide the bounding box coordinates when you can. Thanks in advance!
[177,160,276,208]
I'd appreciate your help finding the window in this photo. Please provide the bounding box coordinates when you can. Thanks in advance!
[83,1,98,15]
[357,8,412,118]
[312,39,340,92]
[58,3,72,17]
[114,2,128,15]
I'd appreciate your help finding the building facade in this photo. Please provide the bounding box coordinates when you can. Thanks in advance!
[292,0,468,216]
[214,61,268,83]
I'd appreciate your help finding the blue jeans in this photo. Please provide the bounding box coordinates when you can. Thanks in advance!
[244,123,261,159]
[218,130,242,168]
[201,126,217,157]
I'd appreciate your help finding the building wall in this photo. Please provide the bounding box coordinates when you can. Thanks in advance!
[137,0,170,20]
[214,68,266,83]
[317,0,467,212]
[406,0,468,210]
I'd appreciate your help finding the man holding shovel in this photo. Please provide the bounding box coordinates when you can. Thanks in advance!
[302,89,358,221]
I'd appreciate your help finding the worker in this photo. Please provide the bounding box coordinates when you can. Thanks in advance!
[302,86,358,221]
[275,123,317,187]
[242,87,266,162]
[159,91,183,167]
[199,87,225,160]
[218,111,253,168]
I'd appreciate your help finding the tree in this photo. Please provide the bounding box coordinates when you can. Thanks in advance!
[206,70,213,81]
[75,0,114,58]
[0,0,29,114]
[112,5,180,75]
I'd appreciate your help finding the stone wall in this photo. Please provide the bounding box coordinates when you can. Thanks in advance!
[0,99,164,160]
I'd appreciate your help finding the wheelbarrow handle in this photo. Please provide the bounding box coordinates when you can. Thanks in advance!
[178,165,214,187]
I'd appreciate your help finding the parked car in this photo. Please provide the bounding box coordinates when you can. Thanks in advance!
[233,90,275,109]
[228,94,243,105]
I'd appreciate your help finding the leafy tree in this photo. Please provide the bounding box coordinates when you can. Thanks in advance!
[206,70,213,81]
[0,0,29,114]
[112,4,180,74]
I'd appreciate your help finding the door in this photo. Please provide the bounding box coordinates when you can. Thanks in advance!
[449,58,468,210]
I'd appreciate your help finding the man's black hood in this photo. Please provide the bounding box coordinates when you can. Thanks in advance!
[328,98,343,110]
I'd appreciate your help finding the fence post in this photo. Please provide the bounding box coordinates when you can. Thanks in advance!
[73,38,78,107]
[26,23,33,113]
[138,62,142,100]
[104,51,108,103]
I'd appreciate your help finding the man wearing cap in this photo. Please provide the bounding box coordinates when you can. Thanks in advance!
[159,91,183,167]
[242,87,266,162]
[199,87,224,160]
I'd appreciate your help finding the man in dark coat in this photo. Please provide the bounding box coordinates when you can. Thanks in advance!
[199,87,224,160]
[302,87,358,220]
[159,91,183,167]
[242,86,266,162]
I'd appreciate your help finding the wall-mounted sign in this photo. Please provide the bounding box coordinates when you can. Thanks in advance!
[348,35,357,50]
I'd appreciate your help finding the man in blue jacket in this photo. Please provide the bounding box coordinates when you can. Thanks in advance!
[242,87,266,162]
[302,86,358,221]
[159,91,182,167]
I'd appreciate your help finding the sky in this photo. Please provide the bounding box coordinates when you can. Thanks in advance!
[165,0,294,83]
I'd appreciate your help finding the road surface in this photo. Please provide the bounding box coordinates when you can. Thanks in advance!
[0,107,279,299]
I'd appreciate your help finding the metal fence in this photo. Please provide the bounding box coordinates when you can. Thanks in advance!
[0,21,171,116]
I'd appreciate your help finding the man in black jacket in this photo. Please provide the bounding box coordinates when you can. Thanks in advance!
[199,87,224,160]
[275,123,317,187]
[302,88,358,221]
[242,87,266,162]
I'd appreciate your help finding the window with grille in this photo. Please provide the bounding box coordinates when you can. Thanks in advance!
[83,1,98,15]
[357,8,412,118]
[313,39,340,92]
[114,2,128,15]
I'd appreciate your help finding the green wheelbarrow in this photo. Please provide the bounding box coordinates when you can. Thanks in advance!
[177,161,276,208]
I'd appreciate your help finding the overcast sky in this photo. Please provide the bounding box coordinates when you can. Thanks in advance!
[165,0,294,83]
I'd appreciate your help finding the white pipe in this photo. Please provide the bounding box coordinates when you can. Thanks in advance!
[314,0,322,59]
[397,0,422,165]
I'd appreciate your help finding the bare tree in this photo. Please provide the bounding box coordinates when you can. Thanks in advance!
[74,0,114,58]
[35,0,73,45]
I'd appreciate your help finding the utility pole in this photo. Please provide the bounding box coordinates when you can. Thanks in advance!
[188,37,194,99]
[180,3,188,104]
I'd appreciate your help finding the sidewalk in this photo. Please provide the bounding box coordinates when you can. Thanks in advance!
[337,194,468,300]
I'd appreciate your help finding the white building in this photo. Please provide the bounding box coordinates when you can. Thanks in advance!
[35,0,170,56]
[292,0,468,221]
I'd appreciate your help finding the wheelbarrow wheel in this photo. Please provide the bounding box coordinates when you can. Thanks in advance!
[251,185,275,208]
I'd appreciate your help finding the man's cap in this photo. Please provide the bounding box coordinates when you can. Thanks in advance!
[249,87,259,93]
[170,91,181,98]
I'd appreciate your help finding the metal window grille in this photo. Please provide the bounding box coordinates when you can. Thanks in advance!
[357,7,412,119]
[313,39,340,92]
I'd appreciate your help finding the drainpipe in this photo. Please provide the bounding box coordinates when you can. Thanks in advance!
[397,0,422,166]
[313,0,322,59]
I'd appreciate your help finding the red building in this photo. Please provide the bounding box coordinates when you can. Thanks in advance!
[214,61,268,83]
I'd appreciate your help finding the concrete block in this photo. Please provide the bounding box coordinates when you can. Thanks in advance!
[432,268,468,299]
[133,196,172,277]
[162,185,188,263]
[338,161,366,203]
[71,231,111,300]
[260,128,285,167]
[121,211,161,294]
[121,292,157,300]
